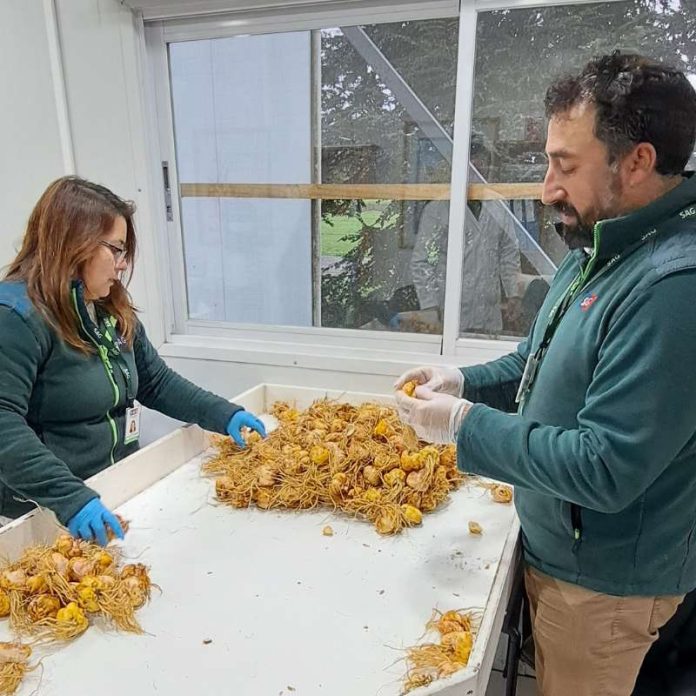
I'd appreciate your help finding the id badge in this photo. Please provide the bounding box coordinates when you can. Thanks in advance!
[124,401,141,444]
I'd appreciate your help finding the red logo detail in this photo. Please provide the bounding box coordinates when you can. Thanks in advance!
[580,293,598,312]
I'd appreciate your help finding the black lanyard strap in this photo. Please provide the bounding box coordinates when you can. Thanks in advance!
[515,222,660,411]
[100,316,135,404]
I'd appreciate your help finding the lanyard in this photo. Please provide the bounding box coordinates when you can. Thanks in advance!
[71,284,136,405]
[515,223,659,411]
[99,315,136,405]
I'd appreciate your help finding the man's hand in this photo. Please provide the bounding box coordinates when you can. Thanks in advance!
[394,366,464,396]
[394,386,472,444]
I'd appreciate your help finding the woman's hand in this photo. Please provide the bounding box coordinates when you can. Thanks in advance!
[67,498,124,547]
[226,410,268,448]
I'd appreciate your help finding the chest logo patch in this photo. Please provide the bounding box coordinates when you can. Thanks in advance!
[580,292,598,312]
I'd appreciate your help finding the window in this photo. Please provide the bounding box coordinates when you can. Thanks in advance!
[465,0,696,339]
[167,16,459,335]
[152,0,696,355]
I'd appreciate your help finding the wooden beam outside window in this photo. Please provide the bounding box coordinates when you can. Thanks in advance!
[179,182,543,201]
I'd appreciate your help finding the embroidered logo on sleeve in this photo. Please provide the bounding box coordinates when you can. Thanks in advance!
[580,293,598,312]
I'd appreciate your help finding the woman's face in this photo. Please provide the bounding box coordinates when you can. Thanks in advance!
[82,216,129,301]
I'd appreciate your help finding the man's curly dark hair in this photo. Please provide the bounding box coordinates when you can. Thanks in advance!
[545,51,696,175]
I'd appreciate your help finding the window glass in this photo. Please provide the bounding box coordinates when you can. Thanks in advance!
[169,18,459,333]
[465,0,696,338]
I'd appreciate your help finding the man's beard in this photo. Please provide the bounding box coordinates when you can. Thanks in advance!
[553,207,594,249]
[552,176,622,250]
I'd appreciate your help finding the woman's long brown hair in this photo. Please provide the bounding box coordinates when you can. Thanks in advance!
[4,176,138,353]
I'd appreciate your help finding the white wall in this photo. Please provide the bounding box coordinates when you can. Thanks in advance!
[0,0,164,339]
[55,0,167,345]
[0,0,68,269]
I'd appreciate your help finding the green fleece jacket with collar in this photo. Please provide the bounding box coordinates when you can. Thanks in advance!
[457,174,696,596]
[0,281,242,524]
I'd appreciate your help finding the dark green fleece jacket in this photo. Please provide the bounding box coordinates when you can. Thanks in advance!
[458,174,696,596]
[0,281,241,523]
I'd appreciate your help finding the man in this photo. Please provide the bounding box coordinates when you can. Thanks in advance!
[410,198,521,335]
[395,52,696,696]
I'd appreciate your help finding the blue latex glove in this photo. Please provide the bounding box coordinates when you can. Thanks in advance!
[227,410,267,448]
[67,498,124,547]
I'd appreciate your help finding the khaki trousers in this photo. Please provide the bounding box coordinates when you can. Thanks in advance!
[524,565,684,696]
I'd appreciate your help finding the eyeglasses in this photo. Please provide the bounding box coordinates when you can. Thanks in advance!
[99,240,128,264]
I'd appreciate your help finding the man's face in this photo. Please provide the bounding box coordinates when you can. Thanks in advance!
[542,103,624,249]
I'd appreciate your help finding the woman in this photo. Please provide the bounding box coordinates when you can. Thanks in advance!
[0,177,266,545]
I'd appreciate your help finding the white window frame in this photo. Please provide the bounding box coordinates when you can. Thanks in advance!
[142,0,629,369]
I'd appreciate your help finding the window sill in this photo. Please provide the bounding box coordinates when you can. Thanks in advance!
[158,332,518,376]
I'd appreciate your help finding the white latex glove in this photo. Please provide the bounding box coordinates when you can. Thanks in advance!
[394,386,472,444]
[393,365,465,397]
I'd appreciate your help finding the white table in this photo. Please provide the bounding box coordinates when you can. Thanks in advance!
[0,384,520,696]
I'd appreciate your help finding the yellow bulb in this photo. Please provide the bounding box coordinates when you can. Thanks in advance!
[363,488,381,503]
[54,534,74,556]
[400,451,423,472]
[442,630,473,664]
[373,419,389,437]
[0,591,10,618]
[310,446,330,466]
[77,586,100,613]
[402,380,417,397]
[384,469,406,486]
[56,602,88,630]
[94,551,114,569]
[27,594,61,622]
[246,431,262,445]
[491,484,513,503]
[362,465,381,486]
[400,504,423,525]
[26,574,47,594]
